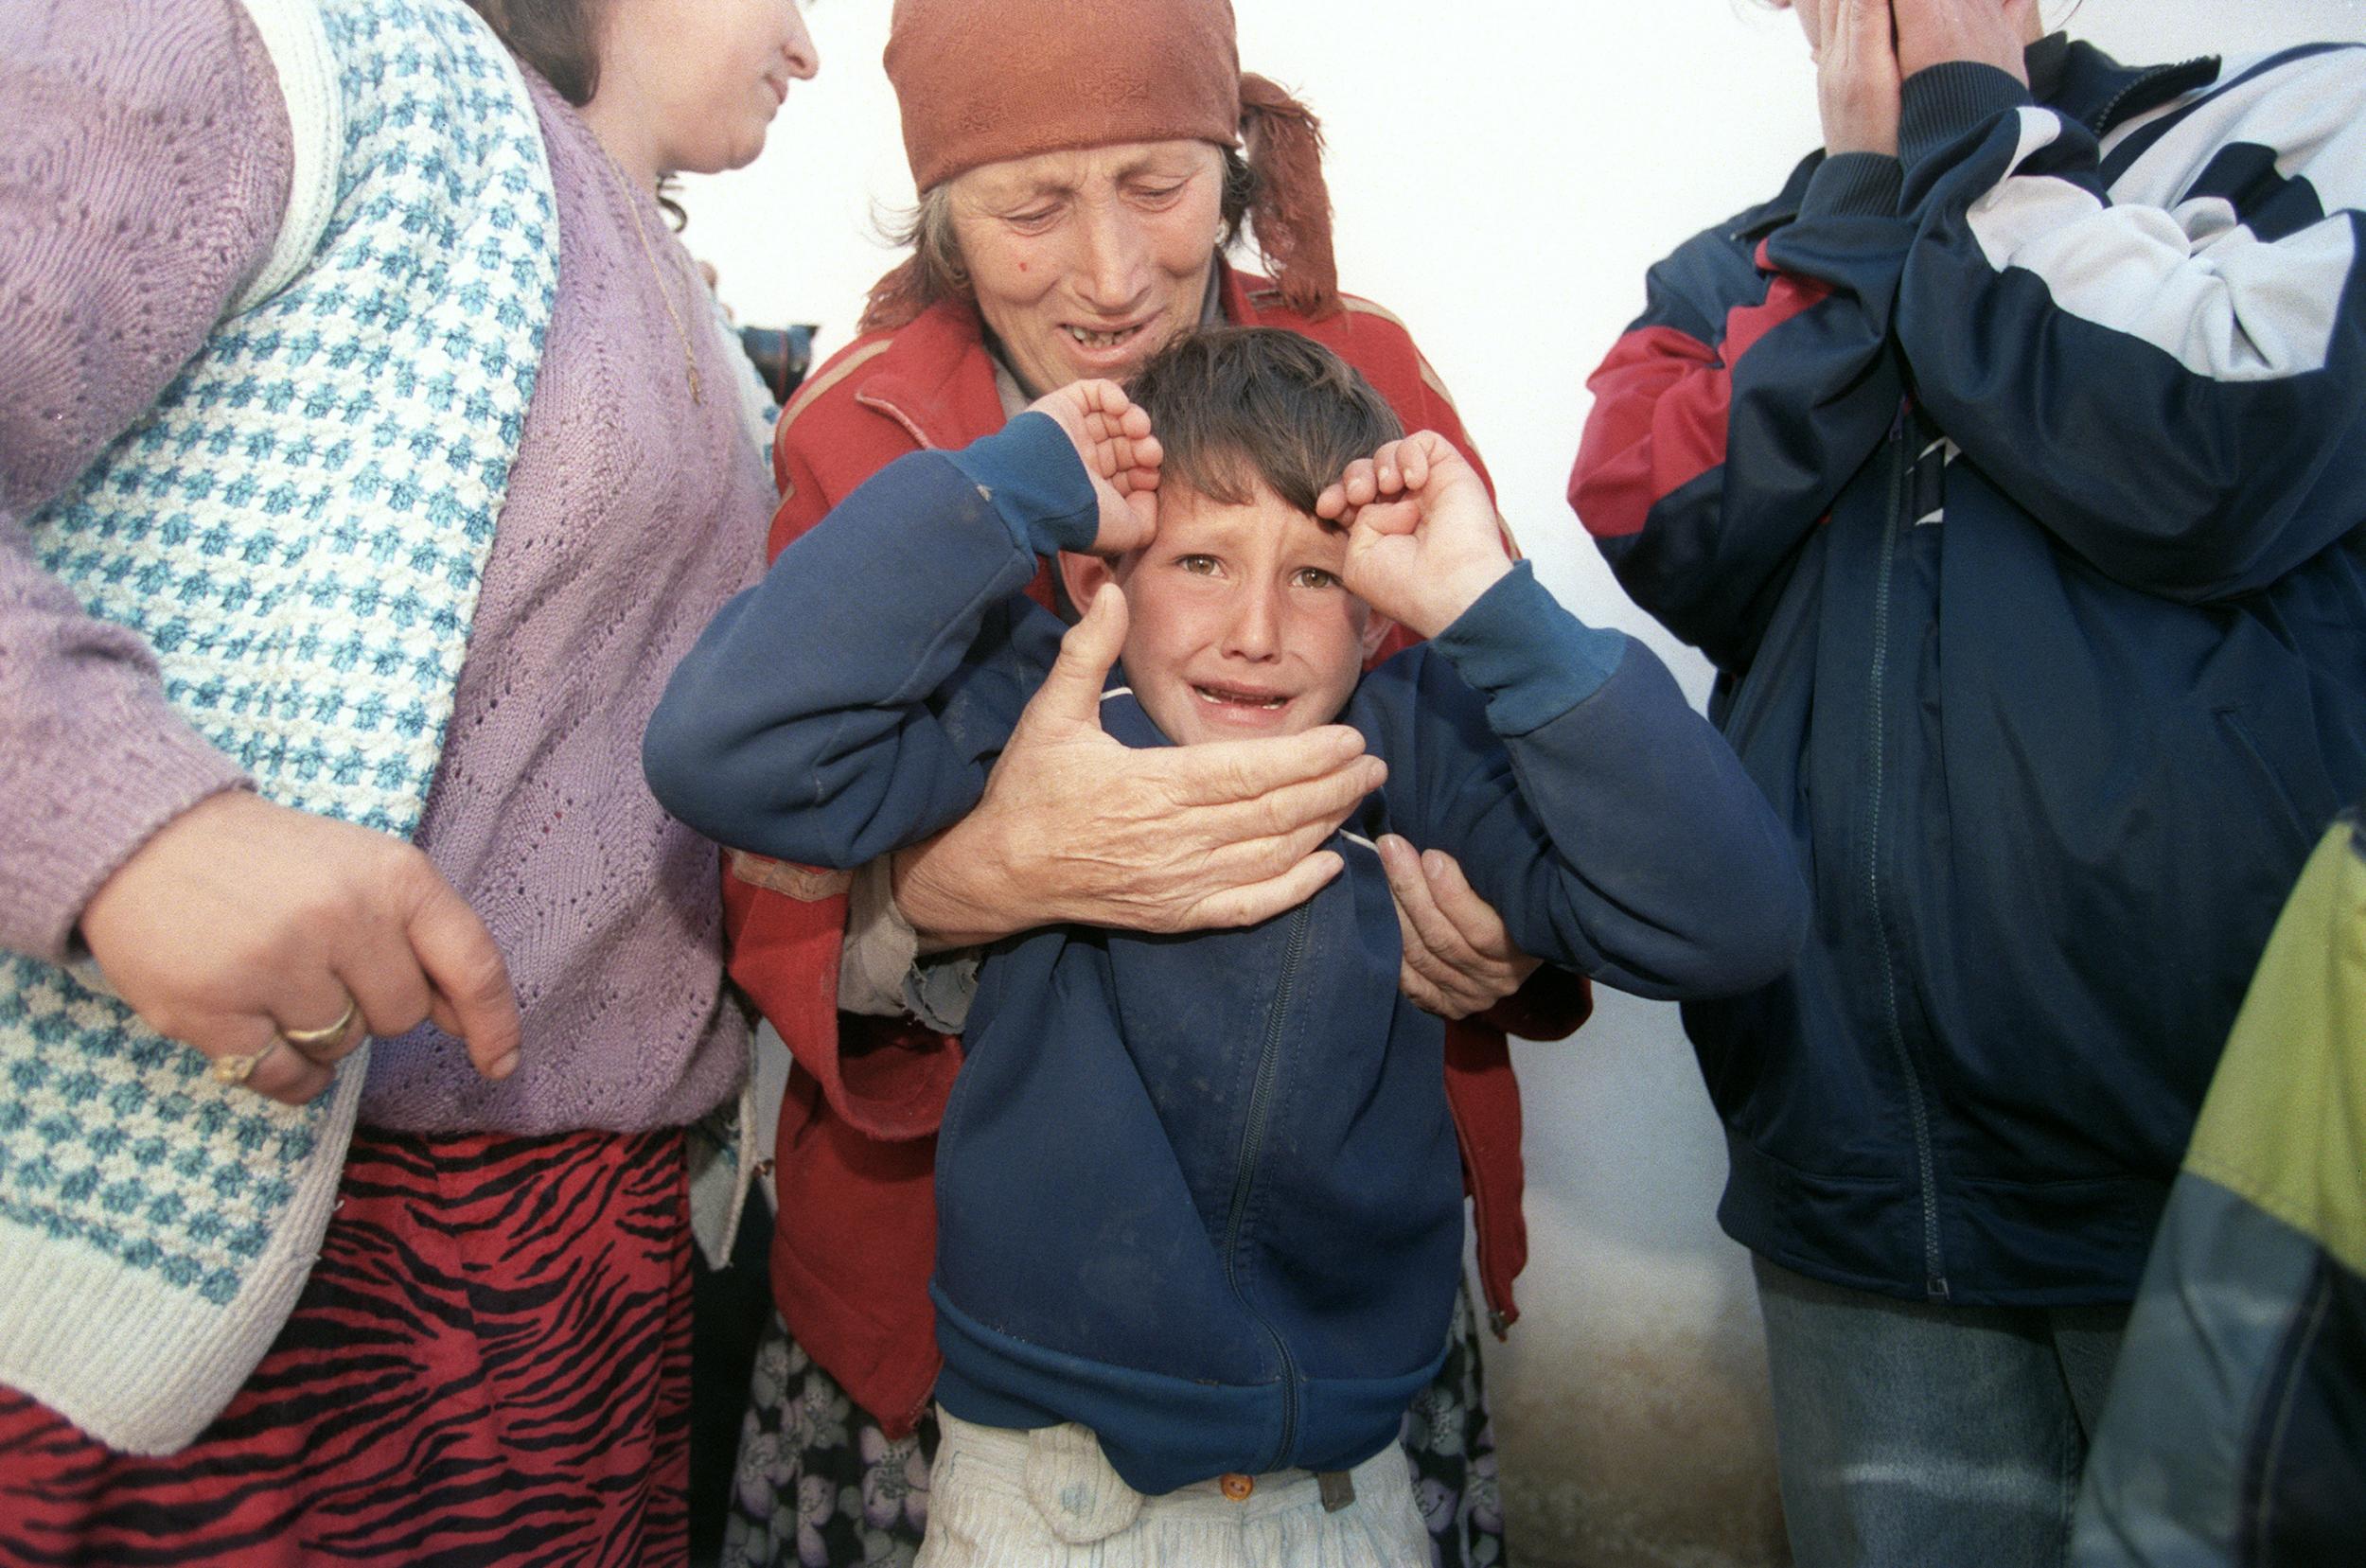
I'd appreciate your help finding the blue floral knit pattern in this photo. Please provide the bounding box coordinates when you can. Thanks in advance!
[0,0,555,1343]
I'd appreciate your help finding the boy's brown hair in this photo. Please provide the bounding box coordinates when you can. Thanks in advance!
[1125,326,1404,520]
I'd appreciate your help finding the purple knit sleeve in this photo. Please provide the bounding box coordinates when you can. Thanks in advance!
[0,0,293,960]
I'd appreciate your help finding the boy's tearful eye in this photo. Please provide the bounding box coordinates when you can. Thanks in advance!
[1092,483,1372,747]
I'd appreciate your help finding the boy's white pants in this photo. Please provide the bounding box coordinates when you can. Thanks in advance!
[918,1408,1434,1567]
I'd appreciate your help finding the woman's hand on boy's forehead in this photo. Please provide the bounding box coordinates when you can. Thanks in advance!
[1026,379,1161,555]
[1317,432,1512,642]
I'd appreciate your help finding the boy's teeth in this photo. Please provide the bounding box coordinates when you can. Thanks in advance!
[1195,685,1284,710]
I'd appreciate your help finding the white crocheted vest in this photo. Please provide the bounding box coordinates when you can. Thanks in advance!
[0,0,557,1453]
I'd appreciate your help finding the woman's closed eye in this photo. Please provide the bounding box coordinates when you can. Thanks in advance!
[1125,180,1191,209]
[1001,202,1064,233]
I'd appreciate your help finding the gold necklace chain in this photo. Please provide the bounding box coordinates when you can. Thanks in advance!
[595,144,705,407]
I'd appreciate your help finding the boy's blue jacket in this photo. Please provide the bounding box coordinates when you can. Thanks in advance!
[1572,40,2366,1306]
[646,414,1806,1493]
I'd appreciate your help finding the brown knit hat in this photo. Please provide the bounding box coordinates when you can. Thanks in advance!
[887,0,1239,193]
[865,0,1339,329]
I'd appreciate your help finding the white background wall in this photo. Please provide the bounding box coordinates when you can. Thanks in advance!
[685,4,2366,1562]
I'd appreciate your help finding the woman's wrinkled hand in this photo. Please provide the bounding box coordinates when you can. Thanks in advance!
[1378,835,1542,1019]
[891,585,1387,946]
[78,791,522,1105]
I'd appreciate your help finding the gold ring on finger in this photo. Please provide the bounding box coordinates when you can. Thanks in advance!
[276,995,362,1052]
[209,1035,287,1086]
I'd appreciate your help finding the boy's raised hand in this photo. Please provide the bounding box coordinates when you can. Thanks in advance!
[1025,379,1162,555]
[1316,432,1512,641]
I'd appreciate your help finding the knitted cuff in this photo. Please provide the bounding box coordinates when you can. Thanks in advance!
[1801,152,1904,220]
[1899,62,2033,172]
[838,857,926,1018]
[1432,562,1631,737]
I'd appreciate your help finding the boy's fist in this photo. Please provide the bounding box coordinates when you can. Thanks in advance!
[1316,432,1512,640]
[1026,379,1162,555]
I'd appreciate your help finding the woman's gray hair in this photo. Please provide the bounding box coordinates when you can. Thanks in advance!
[885,186,969,308]
[881,146,1259,318]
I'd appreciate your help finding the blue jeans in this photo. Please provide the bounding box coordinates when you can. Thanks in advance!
[1753,1256,2129,1568]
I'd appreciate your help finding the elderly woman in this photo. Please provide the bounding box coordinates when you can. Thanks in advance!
[717,1,1589,1562]
[0,0,814,1559]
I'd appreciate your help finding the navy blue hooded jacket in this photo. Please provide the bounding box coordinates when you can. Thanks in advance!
[647,413,1806,1492]
[1573,39,2366,1307]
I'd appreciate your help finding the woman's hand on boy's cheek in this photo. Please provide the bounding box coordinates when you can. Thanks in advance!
[892,587,1385,943]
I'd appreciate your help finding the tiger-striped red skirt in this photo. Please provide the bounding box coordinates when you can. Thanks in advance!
[0,1124,692,1567]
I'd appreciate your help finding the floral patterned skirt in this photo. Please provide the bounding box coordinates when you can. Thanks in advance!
[719,1280,1507,1568]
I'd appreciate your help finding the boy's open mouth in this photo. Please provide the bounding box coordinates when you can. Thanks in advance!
[1192,682,1288,712]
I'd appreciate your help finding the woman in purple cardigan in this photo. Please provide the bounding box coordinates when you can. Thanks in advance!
[0,0,812,1559]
